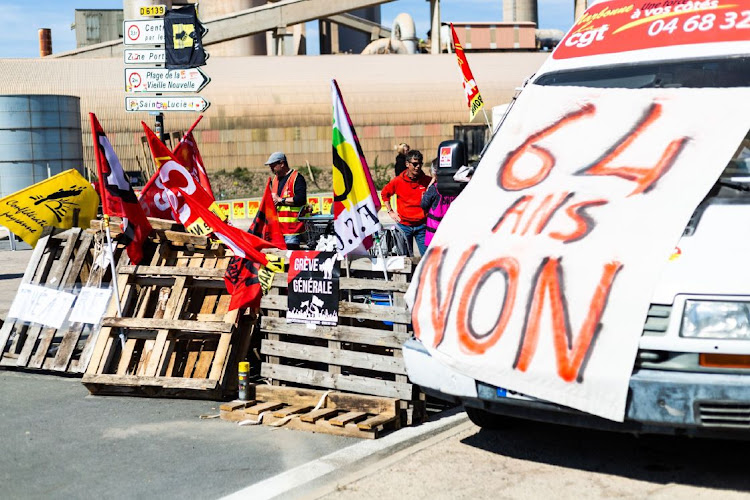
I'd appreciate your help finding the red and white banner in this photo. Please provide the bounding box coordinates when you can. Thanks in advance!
[406,84,750,421]
[141,122,224,235]
[451,23,485,122]
[91,113,152,264]
[554,0,750,60]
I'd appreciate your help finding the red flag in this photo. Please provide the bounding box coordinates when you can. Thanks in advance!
[177,188,277,310]
[249,179,287,249]
[223,256,266,310]
[451,23,485,122]
[138,117,202,220]
[173,116,215,199]
[176,188,270,264]
[141,122,225,234]
[90,113,152,265]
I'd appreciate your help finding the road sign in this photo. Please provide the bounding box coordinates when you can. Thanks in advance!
[124,48,165,64]
[125,67,210,93]
[140,4,166,16]
[125,96,210,112]
[124,19,164,45]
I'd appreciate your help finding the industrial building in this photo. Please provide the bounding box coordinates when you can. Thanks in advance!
[0,0,572,191]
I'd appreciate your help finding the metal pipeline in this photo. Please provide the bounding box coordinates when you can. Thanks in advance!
[361,12,417,55]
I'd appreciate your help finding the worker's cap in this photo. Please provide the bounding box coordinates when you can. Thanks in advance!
[264,152,287,165]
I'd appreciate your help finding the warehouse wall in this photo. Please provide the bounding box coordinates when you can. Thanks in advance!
[0,53,548,178]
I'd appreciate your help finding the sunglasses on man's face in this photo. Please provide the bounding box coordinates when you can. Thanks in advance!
[409,161,422,167]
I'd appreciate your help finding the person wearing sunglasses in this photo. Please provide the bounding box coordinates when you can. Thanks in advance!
[381,150,431,255]
[264,151,307,249]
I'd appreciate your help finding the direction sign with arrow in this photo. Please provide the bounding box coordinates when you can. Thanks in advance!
[125,67,210,93]
[125,96,210,112]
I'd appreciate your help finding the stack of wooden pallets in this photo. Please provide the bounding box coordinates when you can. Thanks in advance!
[0,227,107,373]
[256,252,425,429]
[82,220,254,399]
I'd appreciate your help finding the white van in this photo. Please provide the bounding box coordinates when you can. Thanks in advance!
[404,0,750,437]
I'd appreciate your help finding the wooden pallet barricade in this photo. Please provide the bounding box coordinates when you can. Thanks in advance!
[82,223,252,399]
[220,385,400,439]
[0,226,107,373]
[260,252,425,425]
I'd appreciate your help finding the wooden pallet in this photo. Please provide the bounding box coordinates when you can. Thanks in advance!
[82,226,253,399]
[0,226,109,373]
[260,251,425,425]
[219,385,400,439]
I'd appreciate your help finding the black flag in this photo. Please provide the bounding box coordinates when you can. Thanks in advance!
[164,4,208,69]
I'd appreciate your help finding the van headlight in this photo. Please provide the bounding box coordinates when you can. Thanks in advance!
[681,300,750,339]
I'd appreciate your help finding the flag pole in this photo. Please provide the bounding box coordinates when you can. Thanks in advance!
[481,107,493,133]
[373,232,393,307]
[103,214,125,348]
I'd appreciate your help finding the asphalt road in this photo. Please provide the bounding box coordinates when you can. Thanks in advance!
[0,369,358,499]
[0,240,363,499]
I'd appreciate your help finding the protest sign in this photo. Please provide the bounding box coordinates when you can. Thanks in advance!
[287,251,340,326]
[406,84,750,421]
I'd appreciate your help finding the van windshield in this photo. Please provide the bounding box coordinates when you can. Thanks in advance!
[534,56,750,89]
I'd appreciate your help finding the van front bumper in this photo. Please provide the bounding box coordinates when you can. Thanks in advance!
[403,339,750,438]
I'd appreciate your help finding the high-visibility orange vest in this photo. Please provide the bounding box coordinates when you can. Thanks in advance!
[271,170,305,236]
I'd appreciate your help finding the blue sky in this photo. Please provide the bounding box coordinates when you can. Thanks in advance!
[0,0,574,58]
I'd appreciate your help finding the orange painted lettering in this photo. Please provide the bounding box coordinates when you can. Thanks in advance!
[514,257,623,382]
[456,257,520,355]
[412,245,477,347]
[499,104,596,191]
[548,199,608,243]
[577,103,689,196]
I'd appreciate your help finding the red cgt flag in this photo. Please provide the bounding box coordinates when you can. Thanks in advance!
[141,122,225,235]
[451,23,485,122]
[249,179,287,249]
[90,113,152,264]
[173,116,215,200]
[177,188,277,310]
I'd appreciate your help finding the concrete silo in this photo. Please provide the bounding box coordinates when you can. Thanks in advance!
[503,0,538,26]
[0,95,84,198]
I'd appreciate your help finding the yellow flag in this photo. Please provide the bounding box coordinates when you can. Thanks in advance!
[0,169,99,247]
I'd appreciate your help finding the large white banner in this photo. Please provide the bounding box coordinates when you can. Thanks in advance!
[406,85,750,421]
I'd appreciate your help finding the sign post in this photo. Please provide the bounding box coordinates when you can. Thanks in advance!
[123,5,210,144]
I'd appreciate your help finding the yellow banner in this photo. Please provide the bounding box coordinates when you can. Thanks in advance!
[247,200,260,219]
[0,170,98,247]
[217,202,230,219]
[321,196,333,215]
[307,196,321,215]
[232,201,247,219]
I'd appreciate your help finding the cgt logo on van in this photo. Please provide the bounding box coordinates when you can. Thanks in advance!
[554,0,750,59]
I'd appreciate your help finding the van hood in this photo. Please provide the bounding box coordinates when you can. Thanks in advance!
[651,202,750,303]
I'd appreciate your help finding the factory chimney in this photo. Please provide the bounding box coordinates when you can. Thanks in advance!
[38,28,52,57]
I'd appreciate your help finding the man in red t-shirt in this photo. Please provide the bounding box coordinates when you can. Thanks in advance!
[381,150,431,255]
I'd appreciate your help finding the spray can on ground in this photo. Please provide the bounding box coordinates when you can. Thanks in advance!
[238,361,250,401]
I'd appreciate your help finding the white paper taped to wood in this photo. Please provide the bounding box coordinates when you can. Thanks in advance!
[405,85,750,421]
[8,284,76,329]
[68,287,113,324]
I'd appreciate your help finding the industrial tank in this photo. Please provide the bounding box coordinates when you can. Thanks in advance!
[0,95,84,197]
